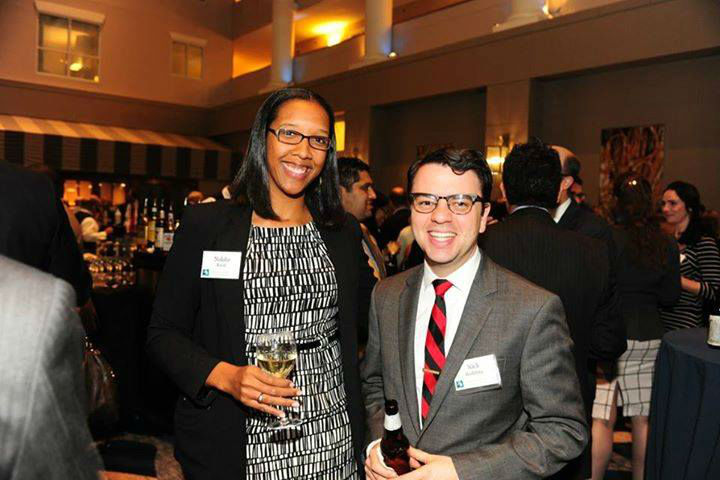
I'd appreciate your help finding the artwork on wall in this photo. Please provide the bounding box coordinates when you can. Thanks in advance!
[599,124,665,219]
[416,143,454,161]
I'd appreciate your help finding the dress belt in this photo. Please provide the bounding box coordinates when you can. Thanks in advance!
[248,329,340,353]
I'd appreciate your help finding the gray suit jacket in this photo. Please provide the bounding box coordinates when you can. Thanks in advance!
[361,255,588,479]
[0,256,101,480]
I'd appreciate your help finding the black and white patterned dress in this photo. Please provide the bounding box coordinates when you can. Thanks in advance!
[243,222,358,480]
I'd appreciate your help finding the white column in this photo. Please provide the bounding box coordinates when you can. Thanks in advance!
[357,0,393,66]
[261,0,295,93]
[493,0,548,32]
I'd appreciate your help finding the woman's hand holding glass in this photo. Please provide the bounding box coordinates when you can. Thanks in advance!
[205,360,301,418]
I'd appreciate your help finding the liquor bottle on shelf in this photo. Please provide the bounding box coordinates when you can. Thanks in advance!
[124,201,134,235]
[380,399,411,474]
[147,198,157,251]
[155,198,165,251]
[162,202,175,252]
[136,198,148,250]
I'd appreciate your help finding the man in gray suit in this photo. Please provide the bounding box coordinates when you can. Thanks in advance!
[0,255,101,480]
[362,148,587,480]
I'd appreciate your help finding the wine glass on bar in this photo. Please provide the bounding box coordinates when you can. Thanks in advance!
[255,331,301,430]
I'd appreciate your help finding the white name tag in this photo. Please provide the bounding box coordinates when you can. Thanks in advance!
[200,251,242,279]
[454,354,502,391]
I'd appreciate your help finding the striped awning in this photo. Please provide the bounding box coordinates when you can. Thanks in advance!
[0,114,238,181]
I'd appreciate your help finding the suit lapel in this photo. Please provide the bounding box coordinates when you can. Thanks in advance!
[212,205,252,364]
[418,255,498,437]
[399,268,423,439]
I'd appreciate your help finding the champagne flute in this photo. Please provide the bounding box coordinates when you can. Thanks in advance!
[256,331,301,429]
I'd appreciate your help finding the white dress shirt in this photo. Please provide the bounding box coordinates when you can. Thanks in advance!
[553,198,572,223]
[414,247,482,420]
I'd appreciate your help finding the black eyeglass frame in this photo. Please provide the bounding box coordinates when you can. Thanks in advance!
[409,192,489,215]
[267,127,332,151]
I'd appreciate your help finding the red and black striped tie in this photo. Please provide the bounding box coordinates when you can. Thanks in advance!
[421,279,452,423]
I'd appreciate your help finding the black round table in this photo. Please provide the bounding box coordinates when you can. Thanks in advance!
[92,268,176,435]
[646,328,720,479]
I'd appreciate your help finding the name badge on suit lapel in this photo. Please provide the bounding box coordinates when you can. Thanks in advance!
[200,251,242,279]
[454,354,502,391]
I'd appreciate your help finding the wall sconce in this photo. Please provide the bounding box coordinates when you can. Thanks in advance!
[314,21,348,47]
[486,134,510,176]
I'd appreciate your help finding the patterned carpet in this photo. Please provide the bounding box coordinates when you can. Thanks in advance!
[99,431,633,480]
[98,433,182,480]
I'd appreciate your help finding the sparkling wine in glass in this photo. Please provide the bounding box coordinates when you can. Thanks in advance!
[256,331,301,429]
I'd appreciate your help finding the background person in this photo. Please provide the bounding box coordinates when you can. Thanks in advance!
[0,161,91,306]
[591,174,681,480]
[480,138,625,480]
[660,181,720,330]
[0,255,101,480]
[147,88,370,479]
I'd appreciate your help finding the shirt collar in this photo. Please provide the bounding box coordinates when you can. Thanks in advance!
[511,205,550,215]
[421,246,481,294]
[553,198,572,223]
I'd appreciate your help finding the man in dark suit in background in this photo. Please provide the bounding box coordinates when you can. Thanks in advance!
[552,146,614,250]
[0,161,91,306]
[480,139,626,480]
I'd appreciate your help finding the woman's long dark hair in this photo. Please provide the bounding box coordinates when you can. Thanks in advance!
[230,88,345,228]
[613,173,667,268]
[664,181,707,246]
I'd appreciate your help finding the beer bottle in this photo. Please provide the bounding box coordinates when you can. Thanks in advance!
[380,399,411,474]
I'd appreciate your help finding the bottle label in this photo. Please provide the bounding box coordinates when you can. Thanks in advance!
[384,413,402,431]
[162,233,174,251]
[709,315,720,346]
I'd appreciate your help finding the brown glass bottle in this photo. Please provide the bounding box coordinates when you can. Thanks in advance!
[380,399,411,474]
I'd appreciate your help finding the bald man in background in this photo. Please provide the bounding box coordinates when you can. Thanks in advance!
[551,146,613,249]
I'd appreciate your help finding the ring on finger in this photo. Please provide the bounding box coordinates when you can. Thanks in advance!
[257,392,265,403]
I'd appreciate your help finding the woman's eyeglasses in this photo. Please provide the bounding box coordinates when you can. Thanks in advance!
[267,128,331,151]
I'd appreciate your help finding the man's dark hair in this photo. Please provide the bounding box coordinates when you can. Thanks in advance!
[230,87,345,228]
[502,138,562,209]
[337,157,370,191]
[407,148,492,200]
[562,155,581,178]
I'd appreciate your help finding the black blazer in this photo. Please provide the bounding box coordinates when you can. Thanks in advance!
[0,162,90,305]
[147,202,370,479]
[480,207,626,479]
[612,228,681,340]
[558,200,615,255]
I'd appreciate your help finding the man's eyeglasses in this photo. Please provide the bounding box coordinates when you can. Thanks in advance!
[267,128,332,151]
[409,193,488,215]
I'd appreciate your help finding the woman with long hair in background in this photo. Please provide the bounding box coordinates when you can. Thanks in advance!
[591,173,681,480]
[660,180,720,331]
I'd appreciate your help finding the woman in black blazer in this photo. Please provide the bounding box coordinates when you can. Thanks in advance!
[591,174,680,480]
[147,88,370,479]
